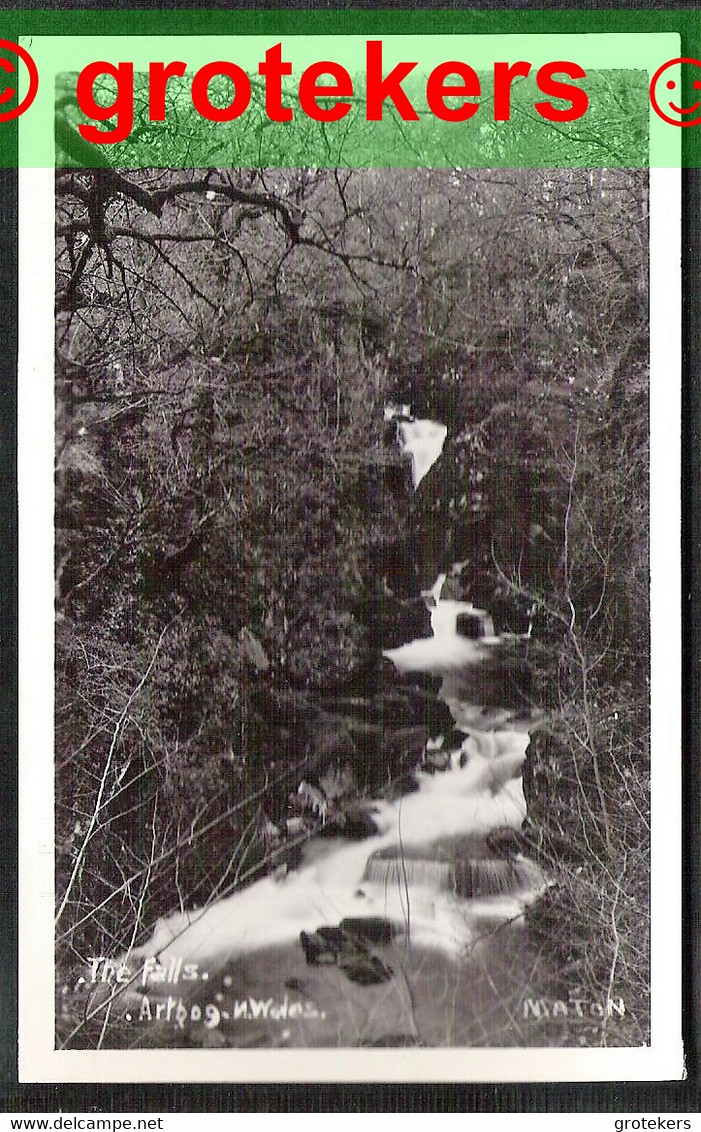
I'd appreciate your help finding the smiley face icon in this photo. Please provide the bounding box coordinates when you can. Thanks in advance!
[650,57,701,126]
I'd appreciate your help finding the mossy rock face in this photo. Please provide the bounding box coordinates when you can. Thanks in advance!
[364,593,433,652]
[310,715,359,768]
[243,662,453,824]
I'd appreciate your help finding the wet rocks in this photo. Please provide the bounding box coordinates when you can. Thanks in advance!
[338,954,392,986]
[330,805,381,840]
[299,930,338,966]
[299,918,395,985]
[339,916,394,945]
[423,745,452,773]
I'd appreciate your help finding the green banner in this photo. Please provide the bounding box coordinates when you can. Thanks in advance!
[0,12,698,166]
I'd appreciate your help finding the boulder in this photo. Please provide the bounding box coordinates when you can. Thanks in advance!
[339,917,395,945]
[299,930,337,966]
[338,954,393,985]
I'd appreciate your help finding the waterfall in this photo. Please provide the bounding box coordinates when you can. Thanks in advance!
[122,409,544,984]
[454,858,540,899]
[382,589,499,672]
[364,852,542,901]
[364,853,454,892]
[395,418,448,489]
[125,727,540,972]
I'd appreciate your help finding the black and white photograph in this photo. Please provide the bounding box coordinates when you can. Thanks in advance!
[49,158,658,1058]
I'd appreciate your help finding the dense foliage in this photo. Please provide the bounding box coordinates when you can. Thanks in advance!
[55,162,649,1047]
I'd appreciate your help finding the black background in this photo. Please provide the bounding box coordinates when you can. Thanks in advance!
[0,0,698,1114]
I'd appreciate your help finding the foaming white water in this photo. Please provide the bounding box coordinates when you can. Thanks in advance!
[384,575,504,673]
[396,419,448,489]
[443,701,530,733]
[383,631,499,673]
[385,620,505,670]
[128,733,533,968]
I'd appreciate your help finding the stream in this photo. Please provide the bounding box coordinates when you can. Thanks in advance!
[97,414,567,1049]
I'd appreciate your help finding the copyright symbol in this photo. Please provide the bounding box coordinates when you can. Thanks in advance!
[0,39,39,122]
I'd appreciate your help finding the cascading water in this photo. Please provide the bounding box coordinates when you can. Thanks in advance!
[103,410,554,1050]
[126,731,536,966]
[394,417,448,489]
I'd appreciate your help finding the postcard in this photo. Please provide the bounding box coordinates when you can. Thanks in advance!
[12,13,687,1083]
